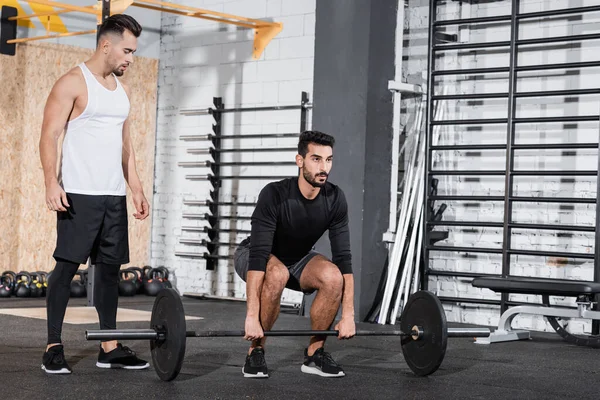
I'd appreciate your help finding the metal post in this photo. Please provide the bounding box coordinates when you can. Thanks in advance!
[593,115,600,335]
[206,98,224,271]
[500,0,520,314]
[96,0,110,44]
[300,91,309,132]
[422,0,436,291]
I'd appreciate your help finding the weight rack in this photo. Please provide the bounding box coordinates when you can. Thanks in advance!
[423,0,600,332]
[175,92,312,270]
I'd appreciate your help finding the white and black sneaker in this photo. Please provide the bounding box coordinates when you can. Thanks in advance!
[242,347,269,378]
[41,345,72,374]
[96,343,149,370]
[301,347,345,377]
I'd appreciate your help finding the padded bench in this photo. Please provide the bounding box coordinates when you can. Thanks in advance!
[471,276,600,346]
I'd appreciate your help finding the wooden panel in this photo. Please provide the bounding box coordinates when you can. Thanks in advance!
[0,41,157,272]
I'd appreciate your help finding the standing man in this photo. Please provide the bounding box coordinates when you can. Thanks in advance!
[39,14,150,374]
[234,131,356,378]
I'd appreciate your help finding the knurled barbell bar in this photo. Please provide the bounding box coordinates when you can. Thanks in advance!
[85,288,490,381]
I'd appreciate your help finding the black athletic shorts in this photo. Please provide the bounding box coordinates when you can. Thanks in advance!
[234,237,320,294]
[53,193,130,265]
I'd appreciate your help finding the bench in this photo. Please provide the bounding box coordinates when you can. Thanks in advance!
[471,276,600,347]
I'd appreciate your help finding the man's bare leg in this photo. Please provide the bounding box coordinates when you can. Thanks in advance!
[248,255,290,355]
[299,255,344,355]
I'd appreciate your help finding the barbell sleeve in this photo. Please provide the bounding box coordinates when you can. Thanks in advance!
[86,329,159,340]
[448,328,491,338]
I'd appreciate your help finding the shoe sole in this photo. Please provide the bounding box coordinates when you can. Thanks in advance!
[96,362,150,370]
[41,364,71,374]
[242,367,269,378]
[301,364,345,378]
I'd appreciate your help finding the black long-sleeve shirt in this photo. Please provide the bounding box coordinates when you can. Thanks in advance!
[248,177,353,274]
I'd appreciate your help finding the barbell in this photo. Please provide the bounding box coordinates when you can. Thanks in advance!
[85,288,490,381]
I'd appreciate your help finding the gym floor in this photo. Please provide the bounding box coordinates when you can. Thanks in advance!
[0,295,596,400]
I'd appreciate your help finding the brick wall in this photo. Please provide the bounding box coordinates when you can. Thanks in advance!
[152,0,315,304]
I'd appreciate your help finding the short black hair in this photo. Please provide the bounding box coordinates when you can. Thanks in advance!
[298,130,335,157]
[97,14,142,40]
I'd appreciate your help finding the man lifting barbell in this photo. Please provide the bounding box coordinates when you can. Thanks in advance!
[38,14,149,374]
[233,131,356,378]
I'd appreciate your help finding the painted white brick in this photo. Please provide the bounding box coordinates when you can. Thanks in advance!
[153,0,314,304]
[277,15,306,38]
[266,0,282,17]
[256,59,304,82]
[264,39,281,60]
[278,36,315,59]
[280,0,316,16]
[304,13,316,35]
[223,0,267,19]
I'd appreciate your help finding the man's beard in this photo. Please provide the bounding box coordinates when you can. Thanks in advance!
[113,68,124,77]
[303,168,328,188]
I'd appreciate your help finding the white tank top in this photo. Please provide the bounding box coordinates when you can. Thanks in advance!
[58,62,130,196]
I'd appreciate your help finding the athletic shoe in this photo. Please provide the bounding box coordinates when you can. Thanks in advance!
[301,347,345,377]
[41,345,72,374]
[96,343,149,370]
[242,347,269,378]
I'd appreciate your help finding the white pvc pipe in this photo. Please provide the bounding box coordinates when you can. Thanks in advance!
[378,135,422,323]
[378,101,426,323]
[391,154,425,322]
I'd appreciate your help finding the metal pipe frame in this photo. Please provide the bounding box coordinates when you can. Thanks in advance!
[186,174,295,180]
[188,147,297,154]
[180,103,311,116]
[181,213,251,221]
[182,200,256,207]
[178,161,296,167]
[181,226,251,234]
[179,133,300,141]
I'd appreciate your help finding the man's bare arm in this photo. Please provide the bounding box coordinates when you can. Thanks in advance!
[121,83,143,194]
[39,73,79,211]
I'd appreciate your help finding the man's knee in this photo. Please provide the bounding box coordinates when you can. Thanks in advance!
[263,257,290,296]
[320,265,343,294]
[308,257,343,293]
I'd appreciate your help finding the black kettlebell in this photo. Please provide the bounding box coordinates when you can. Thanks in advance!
[127,266,144,294]
[15,272,32,297]
[157,267,172,289]
[30,272,45,298]
[0,271,15,298]
[70,271,87,298]
[38,272,48,296]
[118,269,137,297]
[144,268,165,296]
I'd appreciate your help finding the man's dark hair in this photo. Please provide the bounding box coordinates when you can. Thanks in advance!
[98,14,142,39]
[298,130,335,157]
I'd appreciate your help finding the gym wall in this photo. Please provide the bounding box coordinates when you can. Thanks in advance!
[151,0,316,304]
[403,0,600,333]
[0,5,160,272]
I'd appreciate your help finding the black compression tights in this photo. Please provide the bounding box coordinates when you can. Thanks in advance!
[46,259,120,345]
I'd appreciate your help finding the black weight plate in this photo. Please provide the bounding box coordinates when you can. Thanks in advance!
[150,288,187,381]
[400,290,448,376]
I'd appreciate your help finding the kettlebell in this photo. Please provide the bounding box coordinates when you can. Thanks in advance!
[15,272,32,298]
[127,267,144,294]
[30,272,44,298]
[70,271,87,298]
[157,267,172,289]
[38,272,48,296]
[118,269,138,297]
[144,268,165,296]
[0,271,15,298]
